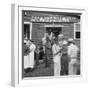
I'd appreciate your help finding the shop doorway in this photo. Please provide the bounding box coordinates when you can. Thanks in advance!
[46,27,62,38]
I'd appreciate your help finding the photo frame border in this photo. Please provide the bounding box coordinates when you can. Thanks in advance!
[11,4,87,87]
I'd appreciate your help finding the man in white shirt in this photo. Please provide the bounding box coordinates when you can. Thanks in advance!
[52,38,62,76]
[67,38,79,75]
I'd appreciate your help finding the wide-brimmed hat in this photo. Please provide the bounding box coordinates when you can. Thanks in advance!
[68,38,74,43]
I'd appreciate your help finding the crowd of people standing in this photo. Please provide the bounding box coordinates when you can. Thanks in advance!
[24,31,80,76]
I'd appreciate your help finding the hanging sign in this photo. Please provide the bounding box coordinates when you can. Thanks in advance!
[24,15,80,23]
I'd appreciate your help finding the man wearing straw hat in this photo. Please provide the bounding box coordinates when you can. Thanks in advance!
[67,38,79,75]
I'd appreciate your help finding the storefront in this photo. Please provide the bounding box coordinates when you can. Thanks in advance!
[23,11,80,47]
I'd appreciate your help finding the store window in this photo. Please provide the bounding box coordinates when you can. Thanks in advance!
[24,24,30,39]
[74,23,80,40]
[24,22,32,40]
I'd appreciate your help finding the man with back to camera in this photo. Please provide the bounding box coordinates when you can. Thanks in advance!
[67,38,79,75]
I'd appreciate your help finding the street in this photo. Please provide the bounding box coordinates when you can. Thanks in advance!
[24,63,54,77]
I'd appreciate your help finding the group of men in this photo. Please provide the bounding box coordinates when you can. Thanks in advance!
[52,36,79,76]
[24,32,80,76]
[42,32,79,76]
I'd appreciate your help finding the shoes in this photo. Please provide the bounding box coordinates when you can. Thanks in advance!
[24,68,34,73]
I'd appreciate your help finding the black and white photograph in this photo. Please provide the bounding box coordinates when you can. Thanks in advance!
[22,10,81,78]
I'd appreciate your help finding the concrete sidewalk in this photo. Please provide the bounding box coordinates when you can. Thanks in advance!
[24,63,54,77]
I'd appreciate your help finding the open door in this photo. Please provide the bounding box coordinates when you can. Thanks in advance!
[46,27,62,38]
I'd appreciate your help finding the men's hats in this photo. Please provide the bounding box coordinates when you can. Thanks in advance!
[58,34,64,38]
[68,38,74,42]
[63,40,68,45]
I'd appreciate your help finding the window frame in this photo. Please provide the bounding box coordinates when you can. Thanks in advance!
[74,22,81,40]
[24,21,32,40]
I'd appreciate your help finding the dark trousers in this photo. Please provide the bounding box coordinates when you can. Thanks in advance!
[61,54,69,75]
[45,48,51,67]
[24,68,34,73]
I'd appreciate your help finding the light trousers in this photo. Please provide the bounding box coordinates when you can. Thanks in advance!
[69,58,77,75]
[54,61,61,76]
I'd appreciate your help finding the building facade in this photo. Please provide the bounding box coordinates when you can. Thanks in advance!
[23,11,80,47]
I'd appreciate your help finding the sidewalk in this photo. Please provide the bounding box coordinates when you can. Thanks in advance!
[24,63,54,77]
